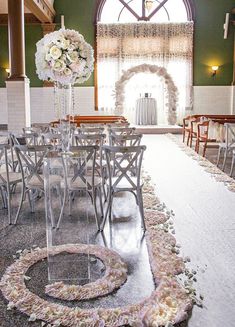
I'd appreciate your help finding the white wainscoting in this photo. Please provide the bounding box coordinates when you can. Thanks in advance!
[30,86,96,123]
[0,86,234,126]
[193,86,233,115]
[0,86,96,125]
[0,88,8,124]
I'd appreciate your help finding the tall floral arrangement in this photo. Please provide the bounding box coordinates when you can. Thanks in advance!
[35,29,94,85]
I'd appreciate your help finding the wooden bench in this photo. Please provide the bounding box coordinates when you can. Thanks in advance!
[50,115,128,127]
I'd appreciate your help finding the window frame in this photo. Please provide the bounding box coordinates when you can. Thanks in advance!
[93,0,195,111]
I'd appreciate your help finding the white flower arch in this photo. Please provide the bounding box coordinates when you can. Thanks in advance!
[114,64,178,125]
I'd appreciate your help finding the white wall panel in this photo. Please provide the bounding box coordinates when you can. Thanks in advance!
[193,86,232,115]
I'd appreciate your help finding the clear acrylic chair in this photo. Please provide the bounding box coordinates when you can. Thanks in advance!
[101,145,146,232]
[56,145,104,231]
[14,144,61,224]
[217,123,235,171]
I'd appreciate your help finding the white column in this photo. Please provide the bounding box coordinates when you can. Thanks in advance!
[6,0,31,133]
[6,79,31,133]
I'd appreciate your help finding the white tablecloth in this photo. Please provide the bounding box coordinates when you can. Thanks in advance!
[135,98,157,125]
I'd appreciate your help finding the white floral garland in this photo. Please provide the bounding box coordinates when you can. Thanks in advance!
[114,64,178,125]
[168,134,235,193]
[35,29,94,85]
[0,174,197,326]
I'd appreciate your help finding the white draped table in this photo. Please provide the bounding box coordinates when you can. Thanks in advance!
[135,97,157,125]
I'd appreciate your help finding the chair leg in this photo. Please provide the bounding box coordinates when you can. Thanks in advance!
[216,147,222,167]
[0,187,7,209]
[186,132,190,146]
[189,134,193,148]
[202,142,207,157]
[195,139,198,153]
[98,187,104,219]
[183,130,185,143]
[137,188,146,232]
[14,184,25,225]
[230,155,235,176]
[92,188,101,231]
[6,186,11,225]
[69,191,72,216]
[28,190,35,213]
[101,189,112,231]
[222,149,228,171]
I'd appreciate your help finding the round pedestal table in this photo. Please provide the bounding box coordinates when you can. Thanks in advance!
[135,97,157,125]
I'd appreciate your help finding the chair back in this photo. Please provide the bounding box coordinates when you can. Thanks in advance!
[67,145,99,189]
[103,145,146,189]
[73,133,106,146]
[108,127,136,136]
[80,123,105,128]
[110,134,142,146]
[0,144,11,186]
[41,133,62,147]
[107,122,130,128]
[0,133,17,170]
[224,123,235,148]
[80,127,105,135]
[14,145,52,189]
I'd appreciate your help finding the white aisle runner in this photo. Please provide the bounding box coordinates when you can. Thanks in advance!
[144,135,235,327]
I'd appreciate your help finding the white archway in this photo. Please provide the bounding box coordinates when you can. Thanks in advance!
[114,64,178,125]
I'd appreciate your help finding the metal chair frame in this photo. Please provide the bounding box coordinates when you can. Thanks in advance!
[14,144,55,224]
[0,143,22,224]
[217,123,235,171]
[102,145,146,232]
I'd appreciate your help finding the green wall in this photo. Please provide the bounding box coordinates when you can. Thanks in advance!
[54,0,96,87]
[0,0,234,87]
[0,26,9,86]
[194,0,234,85]
[0,25,43,87]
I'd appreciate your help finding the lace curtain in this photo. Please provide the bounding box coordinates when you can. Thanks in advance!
[97,22,194,124]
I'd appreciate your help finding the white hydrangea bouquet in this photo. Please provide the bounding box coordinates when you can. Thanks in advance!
[35,29,94,85]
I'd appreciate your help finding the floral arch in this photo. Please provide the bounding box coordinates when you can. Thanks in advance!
[114,64,178,125]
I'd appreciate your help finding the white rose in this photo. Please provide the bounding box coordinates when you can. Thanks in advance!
[67,51,78,63]
[63,67,72,76]
[53,59,66,72]
[61,38,70,49]
[45,53,52,62]
[49,45,62,60]
[68,44,75,51]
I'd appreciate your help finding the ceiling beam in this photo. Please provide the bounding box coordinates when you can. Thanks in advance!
[24,0,55,23]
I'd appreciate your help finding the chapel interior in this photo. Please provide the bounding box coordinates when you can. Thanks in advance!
[0,1,234,327]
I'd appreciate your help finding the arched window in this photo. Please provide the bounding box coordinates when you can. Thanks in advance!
[97,0,194,23]
[96,0,194,124]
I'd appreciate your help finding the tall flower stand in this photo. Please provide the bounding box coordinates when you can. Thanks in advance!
[44,151,92,284]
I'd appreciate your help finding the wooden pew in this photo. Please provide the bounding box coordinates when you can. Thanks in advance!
[183,115,235,147]
[195,118,235,157]
[50,115,128,127]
